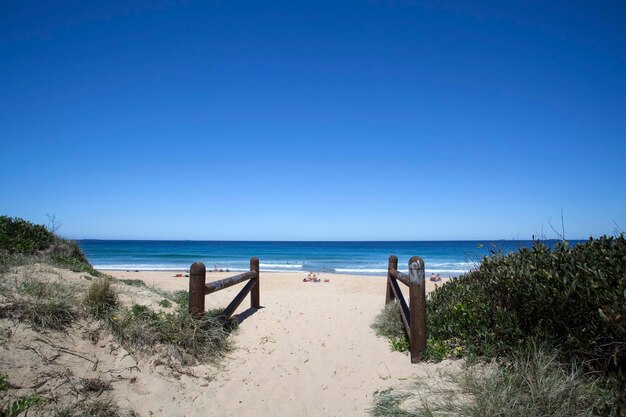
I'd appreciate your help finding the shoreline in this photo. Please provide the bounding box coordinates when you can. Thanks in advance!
[80,240,484,280]
[97,268,461,279]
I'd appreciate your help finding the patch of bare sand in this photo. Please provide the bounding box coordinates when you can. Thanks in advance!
[105,270,458,417]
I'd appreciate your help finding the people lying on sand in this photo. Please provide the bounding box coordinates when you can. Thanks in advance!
[303,273,321,283]
[429,273,442,282]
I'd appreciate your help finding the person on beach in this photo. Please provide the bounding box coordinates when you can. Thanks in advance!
[303,273,321,282]
[430,273,442,282]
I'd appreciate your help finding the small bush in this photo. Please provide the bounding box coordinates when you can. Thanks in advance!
[159,299,172,308]
[0,216,54,254]
[84,278,118,319]
[0,216,98,276]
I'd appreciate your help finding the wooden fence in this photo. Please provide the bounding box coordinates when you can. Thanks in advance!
[385,255,427,363]
[188,257,260,319]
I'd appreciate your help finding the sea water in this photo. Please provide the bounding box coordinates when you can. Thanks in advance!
[77,240,573,277]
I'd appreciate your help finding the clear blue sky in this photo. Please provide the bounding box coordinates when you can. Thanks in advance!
[1,1,625,240]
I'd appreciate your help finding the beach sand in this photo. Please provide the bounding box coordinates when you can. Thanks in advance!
[106,269,456,416]
[0,266,459,417]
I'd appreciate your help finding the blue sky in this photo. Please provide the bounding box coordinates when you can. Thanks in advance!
[1,1,625,240]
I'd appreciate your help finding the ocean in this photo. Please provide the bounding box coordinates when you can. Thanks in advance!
[76,240,572,277]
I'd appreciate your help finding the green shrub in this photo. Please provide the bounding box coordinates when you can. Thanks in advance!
[0,216,97,275]
[426,236,626,376]
[0,216,54,254]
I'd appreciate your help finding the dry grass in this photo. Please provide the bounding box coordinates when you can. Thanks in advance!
[108,303,236,366]
[54,397,136,417]
[83,278,118,319]
[0,274,79,331]
[370,343,617,417]
[371,301,410,352]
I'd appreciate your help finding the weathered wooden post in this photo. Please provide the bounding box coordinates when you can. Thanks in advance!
[250,257,260,308]
[408,256,426,363]
[386,255,398,305]
[189,262,206,319]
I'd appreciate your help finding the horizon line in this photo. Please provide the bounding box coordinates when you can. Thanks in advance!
[73,237,582,242]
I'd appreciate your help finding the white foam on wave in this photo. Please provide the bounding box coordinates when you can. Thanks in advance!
[260,263,303,269]
[96,264,305,273]
[426,269,470,274]
[427,262,474,268]
[94,264,187,271]
[334,266,472,276]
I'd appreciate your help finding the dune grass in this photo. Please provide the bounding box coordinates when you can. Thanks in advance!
[117,279,146,287]
[108,303,236,365]
[84,278,119,319]
[54,397,136,417]
[0,274,79,331]
[370,301,410,353]
[371,343,617,417]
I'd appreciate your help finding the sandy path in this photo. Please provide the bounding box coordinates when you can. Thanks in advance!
[107,270,458,417]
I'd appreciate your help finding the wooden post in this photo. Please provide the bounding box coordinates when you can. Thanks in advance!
[386,255,398,305]
[189,262,206,319]
[408,256,426,363]
[250,257,260,308]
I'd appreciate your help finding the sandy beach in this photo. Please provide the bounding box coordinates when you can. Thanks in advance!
[0,264,457,416]
[102,269,455,416]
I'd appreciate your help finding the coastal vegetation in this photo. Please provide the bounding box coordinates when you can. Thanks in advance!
[371,236,626,415]
[0,216,236,415]
[0,215,100,277]
[371,301,410,353]
[371,342,615,417]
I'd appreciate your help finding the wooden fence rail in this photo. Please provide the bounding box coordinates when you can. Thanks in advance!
[189,257,260,319]
[385,255,426,363]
